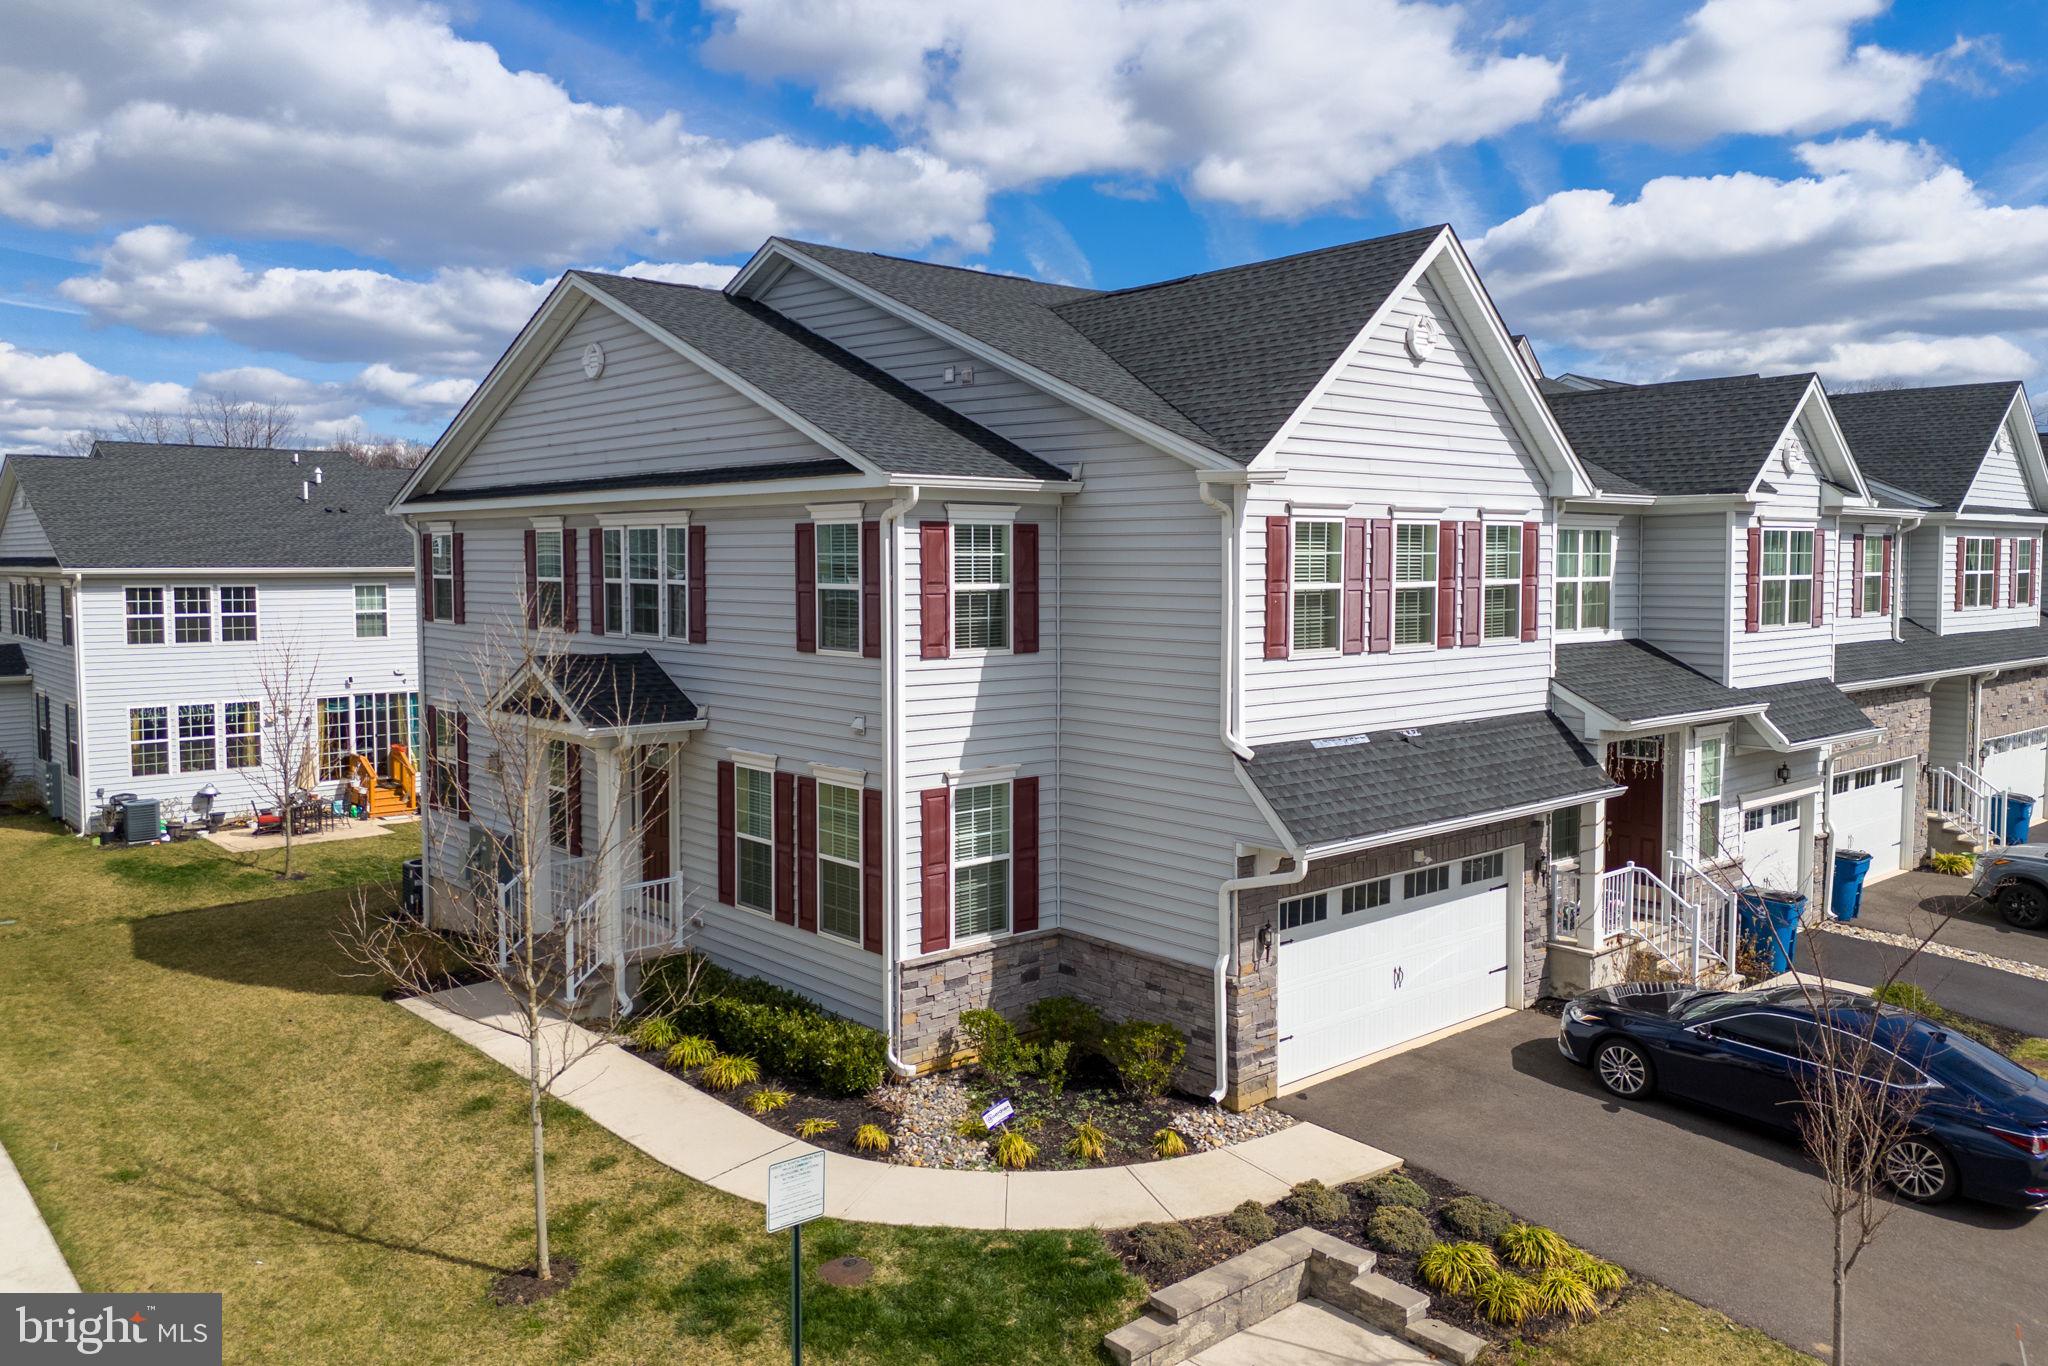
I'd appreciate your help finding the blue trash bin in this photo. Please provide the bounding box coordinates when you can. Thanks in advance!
[1738,888,1809,976]
[1830,850,1873,921]
[2004,793,2036,846]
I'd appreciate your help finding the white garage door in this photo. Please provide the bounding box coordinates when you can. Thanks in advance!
[1832,762,1907,879]
[1276,850,1513,1087]
[1741,798,1806,892]
[1981,730,2048,807]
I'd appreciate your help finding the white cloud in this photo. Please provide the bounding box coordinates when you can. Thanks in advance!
[1560,0,1937,145]
[0,0,991,266]
[1473,135,2048,387]
[704,0,1562,216]
[615,261,743,289]
[0,343,192,451]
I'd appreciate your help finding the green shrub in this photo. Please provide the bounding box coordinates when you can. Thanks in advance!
[1029,996,1106,1052]
[1102,1019,1188,1097]
[1285,1179,1352,1224]
[1473,1271,1536,1327]
[954,1116,990,1140]
[1034,1038,1073,1095]
[1566,1249,1629,1295]
[631,1016,681,1052]
[852,1124,890,1154]
[1224,1199,1275,1243]
[1872,981,1939,1016]
[1365,1204,1435,1256]
[1530,1266,1600,1320]
[654,955,887,1095]
[1417,1240,1498,1297]
[1128,1222,1196,1272]
[664,1035,717,1071]
[1439,1195,1514,1242]
[1065,1122,1109,1164]
[992,1130,1038,1170]
[959,1008,1024,1081]
[699,1054,760,1092]
[1152,1127,1188,1159]
[1361,1171,1430,1211]
[1497,1222,1573,1271]
[1930,851,1974,876]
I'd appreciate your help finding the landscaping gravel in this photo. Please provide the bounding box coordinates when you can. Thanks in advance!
[1816,921,2048,985]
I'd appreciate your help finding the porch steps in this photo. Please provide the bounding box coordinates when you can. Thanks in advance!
[363,779,415,818]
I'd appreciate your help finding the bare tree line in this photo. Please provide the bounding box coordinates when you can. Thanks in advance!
[55,393,426,467]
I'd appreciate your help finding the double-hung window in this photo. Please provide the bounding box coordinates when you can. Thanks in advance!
[126,587,165,645]
[1482,525,1522,641]
[318,697,351,781]
[219,585,257,642]
[1860,537,1885,615]
[130,707,168,776]
[1554,528,1612,632]
[817,781,863,942]
[953,524,1010,652]
[816,522,861,653]
[178,703,216,772]
[1392,524,1437,646]
[734,766,775,913]
[60,587,72,645]
[1758,529,1814,626]
[224,701,260,769]
[534,530,564,628]
[429,533,455,620]
[604,528,662,636]
[1961,537,1996,608]
[172,587,211,643]
[64,704,78,776]
[354,584,387,638]
[664,527,689,640]
[1291,520,1342,652]
[1695,734,1724,860]
[33,692,49,761]
[953,781,1011,939]
[2018,540,2035,606]
[428,709,460,810]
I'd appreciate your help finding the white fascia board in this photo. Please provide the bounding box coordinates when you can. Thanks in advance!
[1231,758,1305,860]
[71,565,411,577]
[2010,391,2048,509]
[739,242,1242,474]
[1552,683,1766,736]
[880,474,1078,497]
[1946,511,2048,527]
[1792,380,1872,502]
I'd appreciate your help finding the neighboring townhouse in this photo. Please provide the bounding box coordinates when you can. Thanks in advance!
[0,443,419,831]
[1826,384,2048,863]
[393,224,1636,1110]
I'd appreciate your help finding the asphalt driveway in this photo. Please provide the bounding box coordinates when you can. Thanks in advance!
[1848,870,2048,974]
[1277,1012,2045,1366]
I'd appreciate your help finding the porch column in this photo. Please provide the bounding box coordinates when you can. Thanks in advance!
[1577,797,1607,953]
[592,743,629,980]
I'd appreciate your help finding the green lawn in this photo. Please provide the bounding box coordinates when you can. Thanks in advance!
[1503,1287,1818,1365]
[0,817,1138,1364]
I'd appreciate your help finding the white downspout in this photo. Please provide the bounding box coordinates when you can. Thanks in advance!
[1210,812,1311,1104]
[1891,515,1922,643]
[880,485,922,1079]
[68,572,89,836]
[1197,473,1253,760]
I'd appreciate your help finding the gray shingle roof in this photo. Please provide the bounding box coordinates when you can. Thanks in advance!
[539,651,698,730]
[1244,711,1619,849]
[1545,374,1816,497]
[1837,616,2048,687]
[408,457,855,505]
[1828,383,2022,512]
[573,272,1066,484]
[2,444,413,570]
[0,644,24,678]
[1554,640,1761,724]
[1745,678,1880,745]
[776,227,1446,465]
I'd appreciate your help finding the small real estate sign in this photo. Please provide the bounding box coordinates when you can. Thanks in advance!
[766,1151,826,1234]
[980,1098,1014,1130]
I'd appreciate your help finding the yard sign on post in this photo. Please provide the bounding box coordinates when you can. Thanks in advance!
[766,1150,826,1366]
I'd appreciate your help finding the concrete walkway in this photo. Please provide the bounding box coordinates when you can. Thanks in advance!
[403,983,1400,1231]
[207,814,416,854]
[1190,1302,1434,1365]
[0,1139,79,1292]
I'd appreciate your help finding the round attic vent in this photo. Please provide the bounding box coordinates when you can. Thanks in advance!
[1405,316,1439,362]
[581,342,605,380]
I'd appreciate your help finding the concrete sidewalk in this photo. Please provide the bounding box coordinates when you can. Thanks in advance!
[403,983,1400,1231]
[0,1139,79,1292]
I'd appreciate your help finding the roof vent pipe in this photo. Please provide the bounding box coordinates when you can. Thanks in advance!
[313,466,323,485]
[300,480,310,502]
[292,452,300,464]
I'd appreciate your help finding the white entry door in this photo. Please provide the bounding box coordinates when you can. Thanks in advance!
[1276,851,1514,1088]
[1831,762,1908,879]
[1740,798,1806,891]
[1981,730,2048,808]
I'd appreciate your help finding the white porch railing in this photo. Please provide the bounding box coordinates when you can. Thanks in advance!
[1596,861,1730,982]
[620,875,689,958]
[559,891,606,1005]
[492,868,687,1008]
[1928,764,2008,850]
[1664,852,1739,973]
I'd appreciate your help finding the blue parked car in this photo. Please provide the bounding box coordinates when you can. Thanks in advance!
[1558,983,2048,1209]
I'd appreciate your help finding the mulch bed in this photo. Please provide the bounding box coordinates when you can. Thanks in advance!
[490,1257,579,1306]
[1106,1163,1629,1353]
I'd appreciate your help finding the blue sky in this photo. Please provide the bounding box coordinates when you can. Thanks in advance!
[2,0,2046,450]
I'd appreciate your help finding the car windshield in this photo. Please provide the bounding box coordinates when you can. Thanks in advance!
[1916,1029,2041,1100]
[1675,992,1759,1024]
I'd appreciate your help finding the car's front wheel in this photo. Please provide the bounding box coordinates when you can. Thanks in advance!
[1592,1038,1656,1100]
[1998,881,2048,931]
[1882,1136,1958,1204]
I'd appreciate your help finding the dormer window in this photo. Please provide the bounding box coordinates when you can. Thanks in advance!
[1961,537,1996,609]
[2019,540,2036,606]
[1860,537,1886,615]
[1758,529,1813,627]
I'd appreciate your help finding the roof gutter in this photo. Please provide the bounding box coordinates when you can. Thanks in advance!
[1552,683,1767,736]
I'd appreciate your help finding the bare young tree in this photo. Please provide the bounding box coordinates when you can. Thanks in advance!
[338,614,701,1293]
[330,428,429,469]
[183,392,300,448]
[250,637,325,881]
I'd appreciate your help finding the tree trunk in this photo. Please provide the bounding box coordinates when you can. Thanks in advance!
[529,1029,551,1280]
[1832,1207,1848,1364]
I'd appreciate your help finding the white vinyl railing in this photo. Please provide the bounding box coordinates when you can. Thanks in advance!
[1664,852,1739,973]
[1928,764,2008,850]
[559,891,606,1005]
[1597,861,1725,982]
[620,874,688,958]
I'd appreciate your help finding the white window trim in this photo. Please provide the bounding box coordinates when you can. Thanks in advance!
[948,777,1014,948]
[125,586,166,645]
[662,524,690,642]
[532,528,566,629]
[814,517,863,656]
[728,748,779,770]
[949,521,1013,657]
[1960,535,1998,611]
[1289,516,1344,657]
[597,510,687,529]
[527,515,564,531]
[2016,538,2035,607]
[1689,725,1730,864]
[429,532,455,620]
[1554,524,1617,640]
[732,760,778,917]
[223,700,261,771]
[605,526,666,638]
[809,762,866,786]
[177,701,218,773]
[1390,520,1438,652]
[807,502,865,523]
[1859,536,1886,616]
[1757,526,1816,630]
[945,502,1020,525]
[815,779,864,946]
[353,582,389,639]
[1479,520,1523,645]
[944,762,1019,788]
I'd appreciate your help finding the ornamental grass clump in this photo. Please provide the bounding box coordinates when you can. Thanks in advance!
[1361,1171,1430,1211]
[1224,1199,1275,1244]
[743,1087,791,1116]
[1065,1122,1109,1164]
[1285,1179,1351,1224]
[992,1130,1038,1170]
[1497,1222,1573,1271]
[1472,1271,1536,1327]
[1417,1240,1498,1297]
[631,1016,680,1053]
[1565,1249,1629,1295]
[699,1053,760,1092]
[664,1034,717,1071]
[1365,1204,1435,1256]
[1151,1128,1188,1159]
[1530,1266,1600,1320]
[795,1117,838,1139]
[852,1123,890,1154]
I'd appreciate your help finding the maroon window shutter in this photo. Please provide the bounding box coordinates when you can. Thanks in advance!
[1520,522,1539,642]
[422,704,439,810]
[451,532,466,625]
[716,761,736,905]
[588,529,605,636]
[1434,522,1458,649]
[1746,527,1763,632]
[2035,539,2042,606]
[1341,519,1367,654]
[796,775,818,933]
[1013,522,1040,654]
[565,745,584,857]
[562,529,579,633]
[523,528,538,630]
[860,519,881,659]
[1460,521,1482,646]
[1013,776,1040,933]
[1810,529,1825,627]
[2000,537,2010,607]
[454,712,471,819]
[794,522,817,653]
[919,787,951,953]
[418,532,434,623]
[1263,517,1289,660]
[1851,534,1865,617]
[1881,536,1894,614]
[688,525,708,643]
[919,522,950,659]
[861,787,883,954]
[1368,518,1393,653]
[1955,538,1967,610]
[774,771,796,925]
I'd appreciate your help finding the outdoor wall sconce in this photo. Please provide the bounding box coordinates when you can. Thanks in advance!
[1776,763,1792,785]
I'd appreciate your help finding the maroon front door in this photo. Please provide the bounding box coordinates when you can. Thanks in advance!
[1604,745,1664,872]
